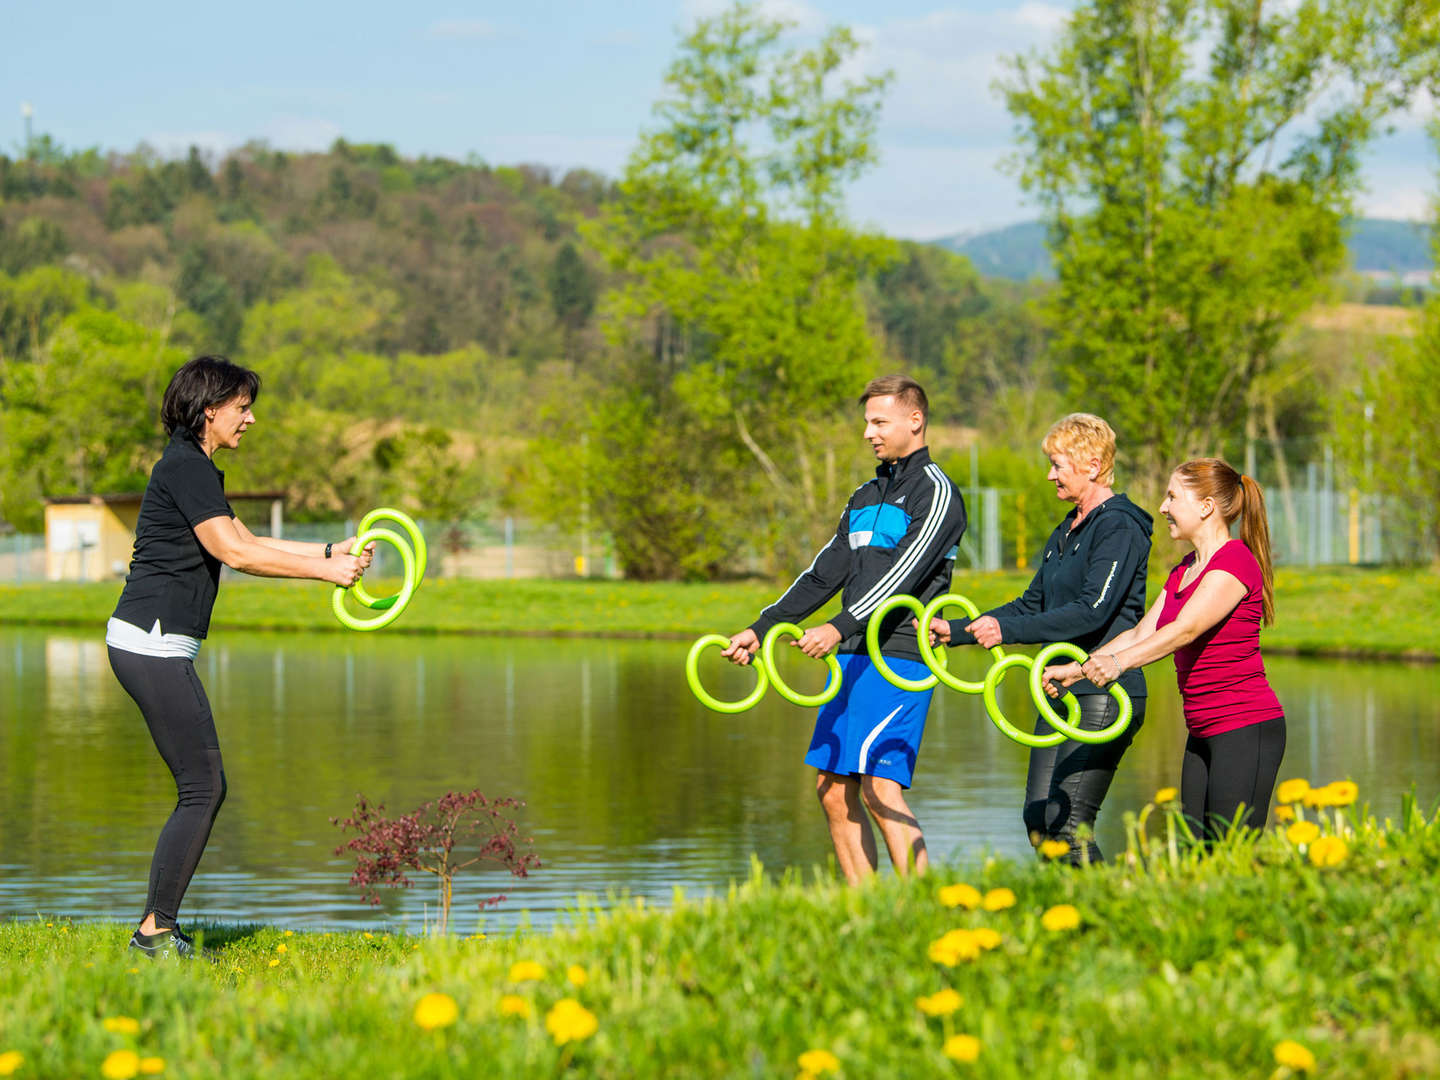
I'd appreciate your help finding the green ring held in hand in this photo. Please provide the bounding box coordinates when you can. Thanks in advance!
[1029,641,1134,744]
[981,653,1067,748]
[918,593,1007,694]
[685,635,770,714]
[761,622,842,708]
[332,527,418,632]
[352,507,427,610]
[867,594,946,691]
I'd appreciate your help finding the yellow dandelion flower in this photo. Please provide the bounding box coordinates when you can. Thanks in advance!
[363,932,374,939]
[1275,778,1310,804]
[797,1049,841,1074]
[938,883,981,910]
[127,967,140,975]
[545,998,598,1046]
[1038,838,1070,859]
[1273,805,1295,823]
[970,927,1002,951]
[1154,786,1178,804]
[267,959,280,968]
[275,944,287,954]
[103,1017,141,1035]
[1308,835,1349,868]
[1325,780,1358,807]
[942,1034,982,1063]
[566,964,588,987]
[499,994,533,1019]
[101,1050,141,1080]
[0,1051,24,1077]
[508,960,546,983]
[413,992,459,1031]
[1273,1039,1316,1071]
[1041,904,1082,932]
[928,929,982,966]
[283,930,294,937]
[915,988,963,1016]
[981,888,1016,911]
[1301,786,1333,809]
[138,1058,166,1075]
[1285,821,1321,846]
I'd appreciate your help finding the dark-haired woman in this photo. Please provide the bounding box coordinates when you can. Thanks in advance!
[108,355,372,958]
[1043,459,1285,841]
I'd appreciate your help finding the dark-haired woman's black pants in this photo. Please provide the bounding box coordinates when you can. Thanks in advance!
[108,648,227,929]
[1023,693,1146,865]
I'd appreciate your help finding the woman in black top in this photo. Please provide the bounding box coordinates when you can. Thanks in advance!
[107,355,371,958]
[926,414,1152,864]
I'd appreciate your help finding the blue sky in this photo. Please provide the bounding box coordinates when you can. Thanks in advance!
[3,0,1432,239]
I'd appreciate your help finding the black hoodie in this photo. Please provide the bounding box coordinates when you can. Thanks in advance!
[950,493,1152,699]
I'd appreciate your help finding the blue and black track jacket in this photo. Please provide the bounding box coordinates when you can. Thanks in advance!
[950,494,1153,699]
[748,447,967,662]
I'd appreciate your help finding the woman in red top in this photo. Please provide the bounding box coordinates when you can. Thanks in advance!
[1042,458,1285,839]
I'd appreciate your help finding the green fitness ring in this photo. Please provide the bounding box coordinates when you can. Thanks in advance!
[1028,641,1134,744]
[332,528,417,631]
[917,593,1008,694]
[761,622,842,708]
[352,507,427,611]
[867,594,947,691]
[685,634,769,714]
[982,654,1068,748]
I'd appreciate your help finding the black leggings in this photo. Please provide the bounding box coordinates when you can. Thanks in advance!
[1023,693,1145,865]
[108,647,227,930]
[1180,715,1286,840]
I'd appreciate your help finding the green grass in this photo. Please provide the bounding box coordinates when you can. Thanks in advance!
[2,564,1437,659]
[3,798,1439,1078]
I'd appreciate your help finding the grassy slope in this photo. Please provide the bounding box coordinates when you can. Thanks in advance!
[2,807,1438,1078]
[1,565,1437,658]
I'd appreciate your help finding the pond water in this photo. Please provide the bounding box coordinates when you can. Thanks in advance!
[1,626,1436,934]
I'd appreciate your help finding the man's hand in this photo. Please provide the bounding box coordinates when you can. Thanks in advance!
[912,616,952,647]
[966,615,1003,649]
[792,623,842,659]
[1040,662,1084,698]
[720,628,760,666]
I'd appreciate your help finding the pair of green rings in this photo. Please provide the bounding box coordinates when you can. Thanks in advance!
[684,592,1133,748]
[331,508,428,632]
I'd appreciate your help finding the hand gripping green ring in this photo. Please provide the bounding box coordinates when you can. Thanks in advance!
[332,528,417,631]
[685,635,770,713]
[351,507,427,611]
[917,593,1008,694]
[761,623,842,708]
[867,594,947,691]
[1028,641,1134,744]
[982,653,1067,748]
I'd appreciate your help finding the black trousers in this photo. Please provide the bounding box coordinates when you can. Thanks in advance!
[1023,693,1146,865]
[1180,715,1286,840]
[108,647,227,929]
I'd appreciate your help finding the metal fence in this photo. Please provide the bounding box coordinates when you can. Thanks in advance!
[2,453,1428,585]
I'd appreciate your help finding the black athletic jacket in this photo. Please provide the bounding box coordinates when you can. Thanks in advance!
[950,493,1152,698]
[748,447,967,662]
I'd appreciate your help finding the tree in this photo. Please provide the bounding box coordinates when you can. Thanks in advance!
[1000,0,1436,495]
[558,2,896,577]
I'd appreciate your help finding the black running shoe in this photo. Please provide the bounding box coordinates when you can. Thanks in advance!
[128,927,201,961]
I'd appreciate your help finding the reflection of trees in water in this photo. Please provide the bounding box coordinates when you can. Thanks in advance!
[3,630,1437,923]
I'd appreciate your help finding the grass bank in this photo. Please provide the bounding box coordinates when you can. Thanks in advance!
[2,788,1437,1078]
[1,565,1436,659]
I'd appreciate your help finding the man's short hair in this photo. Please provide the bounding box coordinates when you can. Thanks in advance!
[859,374,929,425]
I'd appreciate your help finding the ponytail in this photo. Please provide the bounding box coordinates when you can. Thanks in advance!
[1238,474,1274,625]
[1175,458,1276,625]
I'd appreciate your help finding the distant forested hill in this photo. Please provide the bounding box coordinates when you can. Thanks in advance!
[933,218,1434,282]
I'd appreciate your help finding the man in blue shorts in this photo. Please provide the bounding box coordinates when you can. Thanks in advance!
[722,375,967,883]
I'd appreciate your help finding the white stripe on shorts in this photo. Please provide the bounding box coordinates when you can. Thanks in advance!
[858,704,905,775]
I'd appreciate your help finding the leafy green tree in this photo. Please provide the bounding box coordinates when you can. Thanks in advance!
[564,2,896,577]
[1000,0,1435,494]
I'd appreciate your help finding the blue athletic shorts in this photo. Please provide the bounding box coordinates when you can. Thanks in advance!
[804,653,934,788]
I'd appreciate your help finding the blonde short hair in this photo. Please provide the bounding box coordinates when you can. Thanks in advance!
[1041,413,1117,485]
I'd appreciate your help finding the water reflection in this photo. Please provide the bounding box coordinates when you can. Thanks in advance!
[1,626,1436,933]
